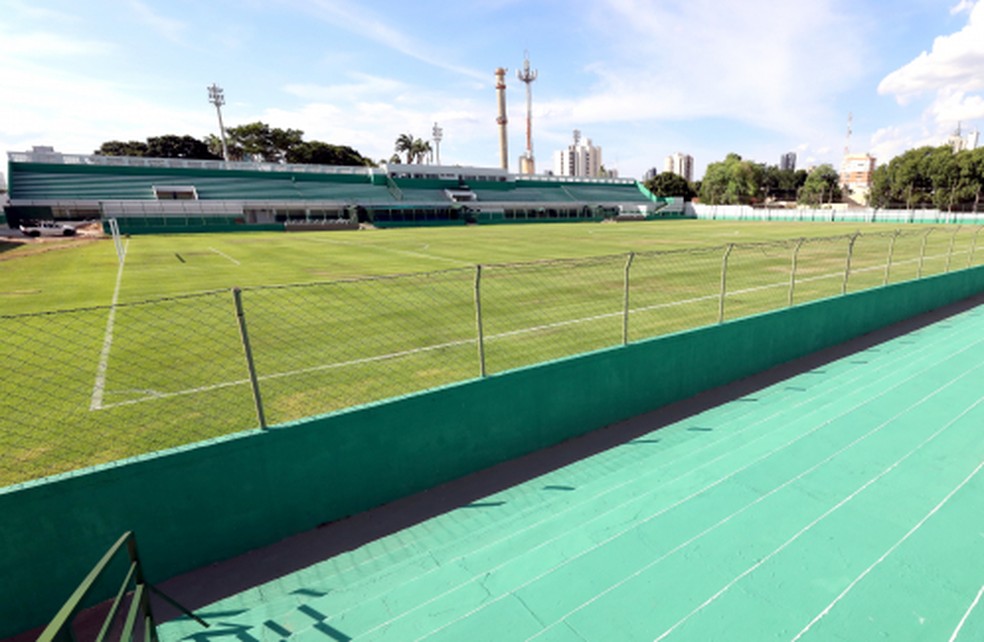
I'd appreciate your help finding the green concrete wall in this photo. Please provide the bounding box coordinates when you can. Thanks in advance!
[3,265,984,637]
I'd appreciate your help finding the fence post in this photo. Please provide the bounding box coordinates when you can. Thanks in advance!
[474,265,487,377]
[945,225,960,273]
[842,233,859,295]
[788,238,804,307]
[233,288,267,430]
[622,252,635,345]
[918,229,932,278]
[969,227,984,268]
[884,230,900,285]
[718,243,734,324]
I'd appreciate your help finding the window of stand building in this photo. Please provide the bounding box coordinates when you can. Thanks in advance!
[152,185,198,200]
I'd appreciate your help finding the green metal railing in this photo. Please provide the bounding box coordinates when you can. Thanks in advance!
[37,532,207,642]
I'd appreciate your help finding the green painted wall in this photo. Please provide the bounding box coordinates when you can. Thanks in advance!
[3,266,984,637]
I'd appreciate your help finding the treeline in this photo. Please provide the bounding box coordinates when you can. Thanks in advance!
[869,146,984,211]
[644,153,838,206]
[95,122,373,167]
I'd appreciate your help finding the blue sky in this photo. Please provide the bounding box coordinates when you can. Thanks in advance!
[1,0,983,181]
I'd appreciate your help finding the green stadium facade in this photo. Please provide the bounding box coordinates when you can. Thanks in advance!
[4,150,685,234]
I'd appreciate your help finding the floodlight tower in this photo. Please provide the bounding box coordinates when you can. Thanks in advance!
[432,122,444,165]
[207,83,230,162]
[495,67,509,171]
[517,52,538,175]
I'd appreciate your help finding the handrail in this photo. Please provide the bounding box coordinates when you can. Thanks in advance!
[37,531,207,642]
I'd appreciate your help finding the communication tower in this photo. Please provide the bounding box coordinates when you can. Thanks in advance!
[517,52,538,174]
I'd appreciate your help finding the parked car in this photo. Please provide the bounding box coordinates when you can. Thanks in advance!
[18,220,76,237]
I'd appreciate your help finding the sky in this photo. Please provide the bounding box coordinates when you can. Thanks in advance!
[1,0,983,182]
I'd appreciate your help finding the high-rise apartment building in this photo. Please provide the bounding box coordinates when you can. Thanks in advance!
[553,130,603,178]
[840,153,877,194]
[664,152,694,182]
[946,123,980,153]
[780,152,797,171]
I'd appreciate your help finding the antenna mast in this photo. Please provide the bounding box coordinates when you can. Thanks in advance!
[517,51,538,175]
[844,111,853,158]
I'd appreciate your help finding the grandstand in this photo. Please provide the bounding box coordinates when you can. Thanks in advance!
[3,149,681,233]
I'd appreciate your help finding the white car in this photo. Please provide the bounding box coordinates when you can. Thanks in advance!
[19,220,76,237]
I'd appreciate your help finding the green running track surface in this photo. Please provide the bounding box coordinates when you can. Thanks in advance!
[161,305,984,641]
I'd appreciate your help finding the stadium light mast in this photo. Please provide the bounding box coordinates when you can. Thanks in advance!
[517,52,538,175]
[432,122,443,165]
[208,83,230,162]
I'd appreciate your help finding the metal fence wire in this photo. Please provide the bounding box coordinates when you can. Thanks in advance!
[2,227,983,486]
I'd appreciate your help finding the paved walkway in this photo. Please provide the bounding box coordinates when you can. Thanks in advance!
[158,301,984,641]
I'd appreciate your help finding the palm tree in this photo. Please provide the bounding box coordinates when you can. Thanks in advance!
[411,138,432,163]
[394,133,414,164]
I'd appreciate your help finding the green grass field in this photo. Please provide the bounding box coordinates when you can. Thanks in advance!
[2,220,982,486]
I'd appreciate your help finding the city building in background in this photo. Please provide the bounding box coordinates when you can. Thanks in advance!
[553,130,602,177]
[840,152,877,200]
[664,152,694,182]
[946,123,980,153]
[780,152,797,172]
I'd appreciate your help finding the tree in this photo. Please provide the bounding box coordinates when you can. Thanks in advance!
[644,172,695,200]
[146,135,220,160]
[759,165,805,202]
[394,133,415,164]
[286,141,372,166]
[95,140,149,156]
[410,138,432,163]
[798,164,842,206]
[699,153,762,204]
[224,122,304,163]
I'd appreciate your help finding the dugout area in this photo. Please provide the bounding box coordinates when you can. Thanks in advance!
[2,260,984,640]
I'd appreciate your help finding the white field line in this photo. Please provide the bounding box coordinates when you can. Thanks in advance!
[89,240,129,411]
[209,246,241,265]
[409,351,984,642]
[792,455,984,641]
[653,394,984,642]
[949,584,984,642]
[92,249,967,410]
[310,236,473,266]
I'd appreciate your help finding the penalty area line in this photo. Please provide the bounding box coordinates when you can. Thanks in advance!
[209,246,241,265]
[89,240,129,411]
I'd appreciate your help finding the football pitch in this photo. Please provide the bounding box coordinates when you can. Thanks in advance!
[2,220,982,487]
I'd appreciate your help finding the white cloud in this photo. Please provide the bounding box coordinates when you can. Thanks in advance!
[127,0,187,45]
[950,0,975,15]
[879,2,984,102]
[527,0,865,143]
[291,0,486,81]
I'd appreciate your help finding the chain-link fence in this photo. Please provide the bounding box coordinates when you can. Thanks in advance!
[3,227,983,486]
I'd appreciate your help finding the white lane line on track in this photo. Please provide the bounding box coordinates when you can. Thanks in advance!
[92,250,969,410]
[381,340,984,640]
[792,458,984,641]
[526,388,984,641]
[209,246,241,265]
[652,392,984,642]
[949,584,984,642]
[89,240,128,411]
[264,320,972,627]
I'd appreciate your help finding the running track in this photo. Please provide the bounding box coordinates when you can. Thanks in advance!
[160,302,984,641]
